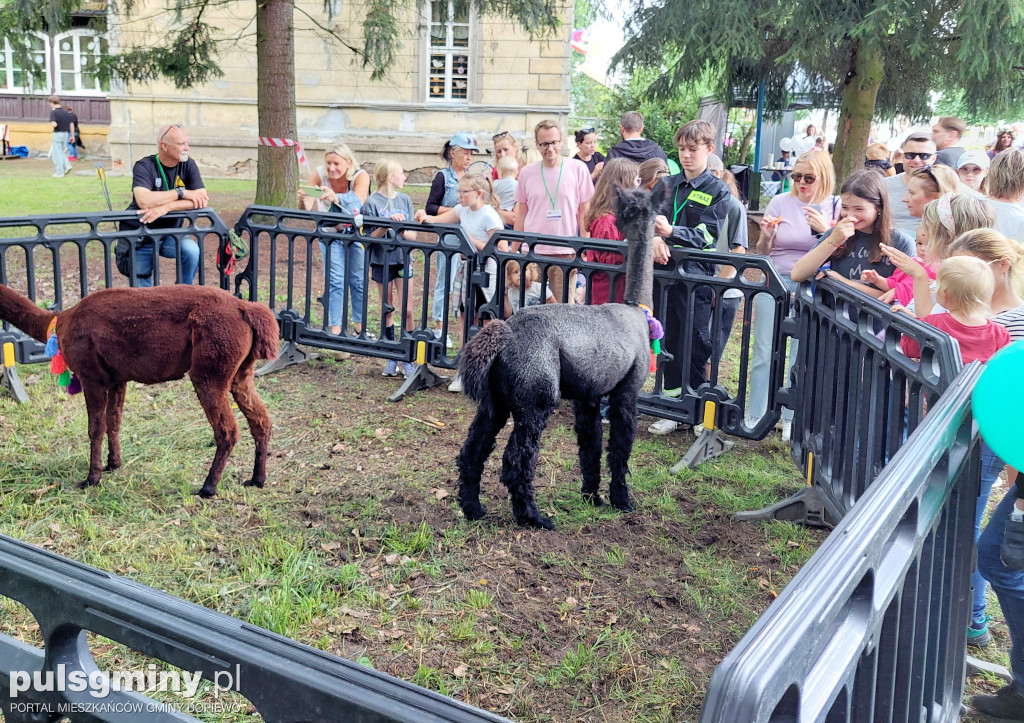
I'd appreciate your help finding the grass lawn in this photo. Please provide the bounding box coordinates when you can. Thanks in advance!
[0,158,998,721]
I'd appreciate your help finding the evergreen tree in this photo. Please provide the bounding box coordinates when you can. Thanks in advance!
[612,0,1024,182]
[1,0,562,205]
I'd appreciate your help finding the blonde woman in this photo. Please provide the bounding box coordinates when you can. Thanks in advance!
[986,148,1024,242]
[298,142,370,211]
[298,143,370,335]
[748,150,838,437]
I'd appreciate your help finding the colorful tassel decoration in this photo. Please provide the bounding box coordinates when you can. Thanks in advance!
[67,374,82,395]
[58,369,71,387]
[44,317,59,357]
[50,352,66,375]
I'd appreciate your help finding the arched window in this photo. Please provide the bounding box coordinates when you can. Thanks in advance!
[53,30,109,94]
[0,34,49,93]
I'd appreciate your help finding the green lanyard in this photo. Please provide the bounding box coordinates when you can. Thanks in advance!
[154,156,179,193]
[671,185,690,224]
[540,159,564,210]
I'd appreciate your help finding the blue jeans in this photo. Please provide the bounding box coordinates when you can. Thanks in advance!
[974,442,1004,625]
[319,239,365,330]
[51,132,70,175]
[713,294,742,364]
[133,234,200,286]
[749,275,799,421]
[432,251,461,324]
[978,483,1024,691]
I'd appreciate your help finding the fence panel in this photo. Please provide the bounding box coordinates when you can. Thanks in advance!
[0,210,231,402]
[701,362,981,723]
[472,230,793,446]
[743,277,963,525]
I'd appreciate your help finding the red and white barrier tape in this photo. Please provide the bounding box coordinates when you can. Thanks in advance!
[258,136,309,170]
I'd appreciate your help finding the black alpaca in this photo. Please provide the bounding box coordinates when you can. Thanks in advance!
[455,184,661,529]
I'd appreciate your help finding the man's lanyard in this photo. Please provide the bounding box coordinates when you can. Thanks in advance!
[154,156,179,193]
[540,159,564,210]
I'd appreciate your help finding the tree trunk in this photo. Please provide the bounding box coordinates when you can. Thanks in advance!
[255,0,298,207]
[832,41,884,186]
[736,120,756,167]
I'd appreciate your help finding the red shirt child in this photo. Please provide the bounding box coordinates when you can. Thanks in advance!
[900,313,1011,363]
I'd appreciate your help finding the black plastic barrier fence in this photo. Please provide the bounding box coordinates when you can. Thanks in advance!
[231,208,796,468]
[0,210,231,403]
[0,533,511,723]
[701,362,982,722]
[738,277,964,527]
[232,205,476,400]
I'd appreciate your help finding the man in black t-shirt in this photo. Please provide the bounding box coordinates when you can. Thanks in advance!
[117,124,209,286]
[48,95,74,178]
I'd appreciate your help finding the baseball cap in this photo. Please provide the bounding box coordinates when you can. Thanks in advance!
[449,132,479,151]
[956,149,990,170]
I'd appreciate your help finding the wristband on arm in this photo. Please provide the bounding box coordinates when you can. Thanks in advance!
[176,188,184,201]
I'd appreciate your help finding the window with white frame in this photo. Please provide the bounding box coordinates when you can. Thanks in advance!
[0,35,49,93]
[54,30,109,94]
[427,0,470,101]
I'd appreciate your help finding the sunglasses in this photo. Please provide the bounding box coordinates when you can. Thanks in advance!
[492,131,511,141]
[159,123,183,142]
[790,173,816,184]
[903,151,934,160]
[579,127,595,135]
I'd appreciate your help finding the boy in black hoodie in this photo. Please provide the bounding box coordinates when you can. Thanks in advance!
[648,119,732,435]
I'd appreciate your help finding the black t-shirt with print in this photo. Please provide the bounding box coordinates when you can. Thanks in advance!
[122,156,205,231]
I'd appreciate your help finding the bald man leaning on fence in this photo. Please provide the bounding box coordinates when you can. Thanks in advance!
[116,124,209,286]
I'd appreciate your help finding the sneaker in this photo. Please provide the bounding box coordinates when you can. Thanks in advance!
[382,359,399,377]
[648,419,679,435]
[972,684,1024,720]
[401,362,417,378]
[662,387,682,398]
[781,418,793,443]
[448,374,463,393]
[52,172,65,178]
[1002,511,1024,570]
[432,329,454,348]
[967,618,992,648]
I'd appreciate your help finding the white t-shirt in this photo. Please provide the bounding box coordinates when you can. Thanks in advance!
[455,203,503,301]
[989,198,1024,243]
[507,281,553,312]
[882,174,919,237]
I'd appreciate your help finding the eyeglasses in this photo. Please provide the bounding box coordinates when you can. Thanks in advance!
[903,152,934,161]
[790,173,817,184]
[456,189,478,197]
[492,131,510,141]
[537,140,561,150]
[159,124,183,143]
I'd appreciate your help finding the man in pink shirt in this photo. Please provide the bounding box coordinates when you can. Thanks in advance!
[514,119,595,301]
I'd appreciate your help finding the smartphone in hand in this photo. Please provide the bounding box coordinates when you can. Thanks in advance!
[300,185,325,199]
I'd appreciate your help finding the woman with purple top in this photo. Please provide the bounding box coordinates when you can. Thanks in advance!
[748,150,839,440]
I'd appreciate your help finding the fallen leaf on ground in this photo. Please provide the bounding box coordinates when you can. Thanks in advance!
[432,488,450,500]
[339,605,372,619]
[453,663,468,678]
[321,541,341,552]
[30,485,56,497]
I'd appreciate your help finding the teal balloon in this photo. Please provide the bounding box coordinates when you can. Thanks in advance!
[973,340,1024,470]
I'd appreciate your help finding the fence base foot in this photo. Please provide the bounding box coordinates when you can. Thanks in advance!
[670,429,736,474]
[1,365,28,404]
[256,341,318,377]
[967,654,1012,682]
[734,486,838,528]
[388,364,446,402]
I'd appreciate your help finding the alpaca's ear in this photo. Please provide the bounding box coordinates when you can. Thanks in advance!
[648,181,667,210]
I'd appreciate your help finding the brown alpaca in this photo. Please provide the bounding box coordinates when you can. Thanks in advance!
[0,284,279,497]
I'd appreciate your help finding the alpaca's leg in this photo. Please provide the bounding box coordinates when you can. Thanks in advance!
[606,388,639,512]
[103,383,126,472]
[193,381,240,498]
[80,384,108,488]
[231,359,271,490]
[456,399,510,521]
[573,399,604,506]
[501,406,555,530]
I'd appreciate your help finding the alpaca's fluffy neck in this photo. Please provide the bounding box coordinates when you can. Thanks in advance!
[0,285,57,343]
[623,215,654,309]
